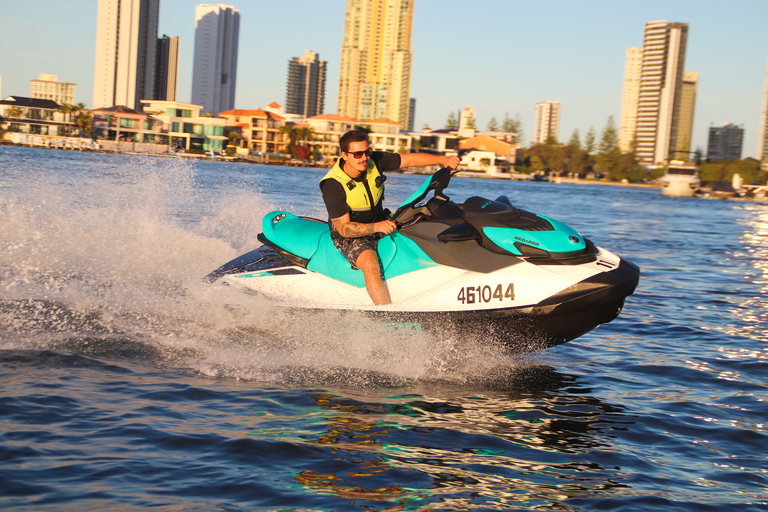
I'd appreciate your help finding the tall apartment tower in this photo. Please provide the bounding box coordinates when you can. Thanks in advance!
[618,47,643,152]
[632,20,690,166]
[758,50,768,162]
[31,74,76,105]
[408,98,416,131]
[533,100,561,144]
[191,3,240,115]
[153,35,179,101]
[285,50,327,118]
[674,71,698,157]
[707,123,744,161]
[337,0,414,128]
[93,0,159,110]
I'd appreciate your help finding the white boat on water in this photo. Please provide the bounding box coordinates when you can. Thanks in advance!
[660,161,700,197]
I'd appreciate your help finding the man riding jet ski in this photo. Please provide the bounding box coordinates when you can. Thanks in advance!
[205,163,640,352]
[318,130,460,305]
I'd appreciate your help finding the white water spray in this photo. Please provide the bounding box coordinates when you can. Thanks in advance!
[0,149,532,385]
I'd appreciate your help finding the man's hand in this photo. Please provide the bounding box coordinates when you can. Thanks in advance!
[374,219,397,234]
[443,155,460,169]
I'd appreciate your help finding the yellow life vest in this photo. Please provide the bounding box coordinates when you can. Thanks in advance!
[320,158,384,212]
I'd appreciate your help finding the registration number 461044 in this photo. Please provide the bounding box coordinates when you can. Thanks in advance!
[457,284,515,304]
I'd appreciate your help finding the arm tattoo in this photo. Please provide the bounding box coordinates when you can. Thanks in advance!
[332,218,375,237]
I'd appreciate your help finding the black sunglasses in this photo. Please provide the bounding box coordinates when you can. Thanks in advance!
[347,148,372,159]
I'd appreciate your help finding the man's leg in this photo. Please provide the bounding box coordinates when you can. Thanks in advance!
[355,249,391,305]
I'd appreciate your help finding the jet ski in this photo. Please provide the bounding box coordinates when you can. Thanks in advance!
[205,167,640,351]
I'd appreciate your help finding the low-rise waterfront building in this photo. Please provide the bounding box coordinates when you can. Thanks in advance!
[304,114,413,161]
[460,150,499,174]
[409,128,460,156]
[0,96,75,136]
[459,135,516,163]
[303,113,359,160]
[91,105,164,145]
[141,100,227,152]
[219,107,288,154]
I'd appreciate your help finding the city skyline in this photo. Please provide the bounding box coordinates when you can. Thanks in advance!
[1,0,767,157]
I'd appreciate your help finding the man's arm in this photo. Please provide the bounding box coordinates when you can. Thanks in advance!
[399,152,460,170]
[331,213,396,238]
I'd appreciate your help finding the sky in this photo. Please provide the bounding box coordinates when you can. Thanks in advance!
[1,0,767,158]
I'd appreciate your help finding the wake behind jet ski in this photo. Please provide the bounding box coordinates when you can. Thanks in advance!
[205,168,640,351]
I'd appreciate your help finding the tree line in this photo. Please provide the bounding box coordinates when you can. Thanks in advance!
[445,112,645,182]
[441,110,767,184]
[517,116,649,182]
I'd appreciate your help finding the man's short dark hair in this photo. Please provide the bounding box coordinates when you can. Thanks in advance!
[339,130,369,153]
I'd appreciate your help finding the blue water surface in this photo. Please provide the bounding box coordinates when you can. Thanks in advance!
[1,146,767,511]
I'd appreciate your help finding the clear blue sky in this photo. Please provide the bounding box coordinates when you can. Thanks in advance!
[1,0,767,157]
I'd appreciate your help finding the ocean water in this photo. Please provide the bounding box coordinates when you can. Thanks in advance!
[1,146,766,511]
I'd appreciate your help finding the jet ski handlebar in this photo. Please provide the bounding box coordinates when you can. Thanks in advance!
[391,167,457,228]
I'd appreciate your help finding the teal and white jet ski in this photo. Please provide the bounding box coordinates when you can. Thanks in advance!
[205,168,640,351]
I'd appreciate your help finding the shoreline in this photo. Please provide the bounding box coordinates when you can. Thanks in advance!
[3,141,765,200]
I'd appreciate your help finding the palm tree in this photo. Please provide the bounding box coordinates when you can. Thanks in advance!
[56,103,77,135]
[75,110,93,138]
[279,123,298,152]
[4,107,23,132]
[227,129,241,147]
[58,102,75,117]
[6,106,23,120]
[297,126,314,144]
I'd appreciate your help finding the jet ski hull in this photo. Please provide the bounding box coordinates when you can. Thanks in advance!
[208,244,639,352]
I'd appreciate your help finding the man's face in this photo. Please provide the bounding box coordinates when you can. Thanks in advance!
[343,140,371,174]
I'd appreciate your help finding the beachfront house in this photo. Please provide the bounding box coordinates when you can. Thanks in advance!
[91,105,164,148]
[218,107,288,155]
[0,96,76,136]
[140,100,227,153]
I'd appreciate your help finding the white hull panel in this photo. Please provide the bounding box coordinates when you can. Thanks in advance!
[661,175,700,197]
[221,246,623,314]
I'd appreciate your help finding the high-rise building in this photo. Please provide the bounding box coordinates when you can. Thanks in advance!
[707,123,744,161]
[285,50,327,118]
[618,47,643,152]
[93,0,159,110]
[631,20,691,166]
[533,100,560,144]
[457,106,476,137]
[758,51,768,163]
[153,35,179,101]
[30,74,76,105]
[337,0,414,128]
[673,71,698,158]
[408,98,416,132]
[192,3,240,115]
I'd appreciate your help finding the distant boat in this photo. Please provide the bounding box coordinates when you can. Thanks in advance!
[660,160,700,197]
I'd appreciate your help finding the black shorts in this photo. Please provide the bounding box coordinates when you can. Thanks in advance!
[330,231,383,269]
